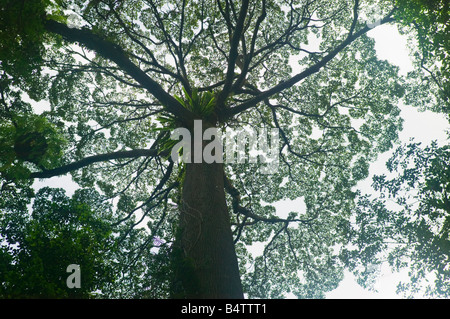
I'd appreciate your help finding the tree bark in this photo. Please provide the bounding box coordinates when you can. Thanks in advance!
[171,122,244,299]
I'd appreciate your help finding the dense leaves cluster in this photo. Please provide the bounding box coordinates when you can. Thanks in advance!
[348,142,449,297]
[0,186,174,298]
[0,187,112,298]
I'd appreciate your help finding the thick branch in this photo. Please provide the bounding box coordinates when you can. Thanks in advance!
[44,19,193,122]
[30,149,165,179]
[109,6,185,86]
[230,0,267,94]
[217,0,250,106]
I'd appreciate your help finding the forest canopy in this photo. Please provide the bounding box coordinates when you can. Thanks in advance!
[0,0,448,298]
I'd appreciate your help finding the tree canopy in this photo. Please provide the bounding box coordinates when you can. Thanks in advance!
[0,0,448,298]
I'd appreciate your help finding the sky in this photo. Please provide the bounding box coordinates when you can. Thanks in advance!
[30,21,450,299]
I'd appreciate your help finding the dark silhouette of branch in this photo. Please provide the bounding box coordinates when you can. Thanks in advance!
[223,173,317,226]
[44,19,193,122]
[217,0,250,107]
[221,11,396,120]
[113,160,176,227]
[30,149,167,179]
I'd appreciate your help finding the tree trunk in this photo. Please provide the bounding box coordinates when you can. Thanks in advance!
[171,123,244,298]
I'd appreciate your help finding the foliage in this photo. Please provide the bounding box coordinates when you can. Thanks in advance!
[0,187,112,298]
[394,0,450,114]
[0,0,67,99]
[175,88,216,118]
[0,70,67,183]
[0,186,173,298]
[347,142,449,297]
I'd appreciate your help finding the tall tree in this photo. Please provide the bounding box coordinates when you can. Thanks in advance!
[0,0,442,298]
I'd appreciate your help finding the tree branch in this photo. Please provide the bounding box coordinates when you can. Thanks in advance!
[217,0,250,106]
[224,173,316,226]
[113,160,176,227]
[30,148,167,179]
[44,19,193,122]
[221,11,396,120]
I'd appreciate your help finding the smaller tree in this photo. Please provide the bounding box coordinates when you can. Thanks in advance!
[347,142,450,298]
[0,186,172,298]
[0,187,114,298]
